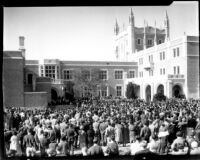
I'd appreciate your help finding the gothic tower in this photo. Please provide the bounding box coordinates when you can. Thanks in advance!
[143,20,147,49]
[164,11,170,42]
[114,19,119,35]
[128,8,136,54]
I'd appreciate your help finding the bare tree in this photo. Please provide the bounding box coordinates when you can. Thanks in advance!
[72,68,106,98]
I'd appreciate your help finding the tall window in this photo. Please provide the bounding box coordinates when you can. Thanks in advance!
[163,68,165,75]
[99,70,107,80]
[128,70,135,78]
[163,52,165,60]
[115,70,123,79]
[139,58,143,65]
[57,66,59,79]
[137,38,141,45]
[45,65,56,79]
[160,52,162,60]
[174,66,176,74]
[140,71,143,77]
[82,70,90,80]
[173,48,176,57]
[160,68,162,75]
[101,86,108,97]
[40,65,44,77]
[150,55,153,62]
[149,70,153,76]
[147,39,153,45]
[116,86,122,97]
[63,70,73,80]
[177,66,180,74]
[28,74,33,84]
[177,47,180,56]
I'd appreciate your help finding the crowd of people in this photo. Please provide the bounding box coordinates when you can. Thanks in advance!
[3,97,200,157]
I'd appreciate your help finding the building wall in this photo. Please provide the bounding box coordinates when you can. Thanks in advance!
[3,51,24,107]
[187,40,199,99]
[36,77,52,103]
[24,92,47,108]
[59,62,137,98]
[125,35,199,100]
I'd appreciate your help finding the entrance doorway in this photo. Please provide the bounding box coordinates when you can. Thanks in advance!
[157,84,164,95]
[51,88,58,102]
[172,84,183,98]
[145,85,151,103]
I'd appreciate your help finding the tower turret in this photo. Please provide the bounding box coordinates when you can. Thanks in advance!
[143,20,146,49]
[19,36,25,58]
[114,19,119,35]
[128,8,135,53]
[164,11,170,42]
[129,8,134,26]
[154,21,157,45]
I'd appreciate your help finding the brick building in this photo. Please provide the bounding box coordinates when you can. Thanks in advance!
[3,37,137,108]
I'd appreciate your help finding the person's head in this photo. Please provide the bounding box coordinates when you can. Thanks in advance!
[135,135,141,142]
[191,141,198,149]
[61,135,66,141]
[44,132,48,137]
[140,140,147,149]
[143,119,149,126]
[111,135,115,141]
[176,131,183,138]
[93,137,98,144]
[151,134,158,141]
[12,131,18,136]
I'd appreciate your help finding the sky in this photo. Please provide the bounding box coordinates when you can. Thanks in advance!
[3,1,199,62]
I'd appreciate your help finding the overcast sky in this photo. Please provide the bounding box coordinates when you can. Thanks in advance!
[3,1,199,62]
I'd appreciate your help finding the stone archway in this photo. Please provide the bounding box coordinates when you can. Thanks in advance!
[172,84,183,98]
[145,85,151,103]
[51,88,58,102]
[157,84,164,95]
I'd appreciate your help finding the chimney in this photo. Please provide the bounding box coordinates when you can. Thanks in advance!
[19,36,25,58]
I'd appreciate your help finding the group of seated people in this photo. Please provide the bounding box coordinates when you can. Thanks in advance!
[3,97,200,157]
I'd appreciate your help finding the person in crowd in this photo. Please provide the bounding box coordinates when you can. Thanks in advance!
[105,120,115,144]
[115,119,123,145]
[170,131,189,155]
[134,140,159,160]
[23,129,36,157]
[190,141,200,155]
[79,125,88,156]
[99,118,108,146]
[56,135,69,156]
[130,135,142,155]
[140,119,151,143]
[46,140,57,157]
[39,131,50,157]
[106,135,119,156]
[65,123,76,155]
[8,131,20,157]
[147,134,160,153]
[87,137,104,156]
